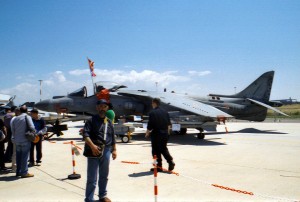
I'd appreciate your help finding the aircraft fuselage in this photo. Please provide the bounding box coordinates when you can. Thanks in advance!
[190,95,268,121]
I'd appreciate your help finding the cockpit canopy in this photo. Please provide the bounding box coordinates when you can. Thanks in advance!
[68,86,87,97]
[95,81,127,93]
[63,82,127,98]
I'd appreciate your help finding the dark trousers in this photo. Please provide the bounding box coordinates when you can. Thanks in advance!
[0,142,5,168]
[4,141,13,162]
[30,135,42,163]
[151,134,173,167]
[4,131,13,162]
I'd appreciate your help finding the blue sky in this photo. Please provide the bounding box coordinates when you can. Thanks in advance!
[0,0,299,105]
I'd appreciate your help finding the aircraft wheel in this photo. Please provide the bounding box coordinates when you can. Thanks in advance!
[56,131,64,137]
[121,135,130,143]
[197,128,204,133]
[180,128,187,135]
[197,133,205,139]
[171,131,180,135]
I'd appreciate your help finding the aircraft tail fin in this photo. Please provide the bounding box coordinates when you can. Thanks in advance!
[209,71,274,102]
[209,71,288,120]
[235,71,274,102]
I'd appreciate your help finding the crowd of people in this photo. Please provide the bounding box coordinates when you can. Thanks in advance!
[0,105,46,177]
[1,97,175,202]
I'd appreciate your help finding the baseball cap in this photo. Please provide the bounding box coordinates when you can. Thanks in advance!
[96,99,109,105]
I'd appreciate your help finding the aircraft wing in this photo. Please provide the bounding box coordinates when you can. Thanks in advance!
[247,98,289,117]
[118,91,232,118]
[160,94,233,118]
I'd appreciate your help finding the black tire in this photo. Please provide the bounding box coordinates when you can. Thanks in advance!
[197,133,205,139]
[121,135,130,143]
[196,128,204,133]
[180,128,187,135]
[170,131,180,135]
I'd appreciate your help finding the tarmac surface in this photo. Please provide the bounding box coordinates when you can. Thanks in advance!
[1,120,300,201]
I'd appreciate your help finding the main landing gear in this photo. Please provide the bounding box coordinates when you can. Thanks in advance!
[171,128,205,139]
[171,128,187,135]
[196,128,205,139]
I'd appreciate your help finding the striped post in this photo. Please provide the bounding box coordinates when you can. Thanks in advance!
[153,155,158,202]
[68,141,81,180]
[225,125,229,133]
[71,141,76,174]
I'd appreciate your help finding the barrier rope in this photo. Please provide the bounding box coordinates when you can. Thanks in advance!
[47,140,82,150]
[63,141,83,150]
[121,159,299,201]
[45,141,298,201]
[120,161,179,176]
[211,184,253,195]
[46,140,81,179]
[157,166,180,176]
[121,161,141,164]
[122,161,253,195]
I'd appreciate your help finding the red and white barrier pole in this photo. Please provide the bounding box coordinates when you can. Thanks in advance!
[153,155,158,202]
[68,141,81,180]
[71,141,76,173]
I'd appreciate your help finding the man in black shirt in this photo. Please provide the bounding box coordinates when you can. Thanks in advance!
[83,99,117,202]
[146,98,175,172]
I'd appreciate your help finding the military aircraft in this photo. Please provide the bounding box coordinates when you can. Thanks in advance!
[271,97,299,106]
[35,71,288,139]
[0,94,15,120]
[0,94,15,107]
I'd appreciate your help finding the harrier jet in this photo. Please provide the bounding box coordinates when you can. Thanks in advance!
[0,94,14,107]
[0,94,15,120]
[35,71,287,139]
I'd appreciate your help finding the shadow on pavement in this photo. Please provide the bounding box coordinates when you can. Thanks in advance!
[128,133,226,146]
[128,171,153,177]
[208,128,288,135]
[0,174,19,182]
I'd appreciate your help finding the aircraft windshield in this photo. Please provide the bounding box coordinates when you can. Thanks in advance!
[68,86,87,97]
[95,81,127,92]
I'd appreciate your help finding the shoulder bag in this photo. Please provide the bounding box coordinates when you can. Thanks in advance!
[25,115,38,142]
[83,117,108,158]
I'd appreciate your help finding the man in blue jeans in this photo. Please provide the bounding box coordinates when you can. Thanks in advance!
[83,99,117,202]
[11,105,36,178]
[29,109,47,166]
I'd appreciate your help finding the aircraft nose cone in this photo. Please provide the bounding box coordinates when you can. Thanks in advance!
[35,99,51,111]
